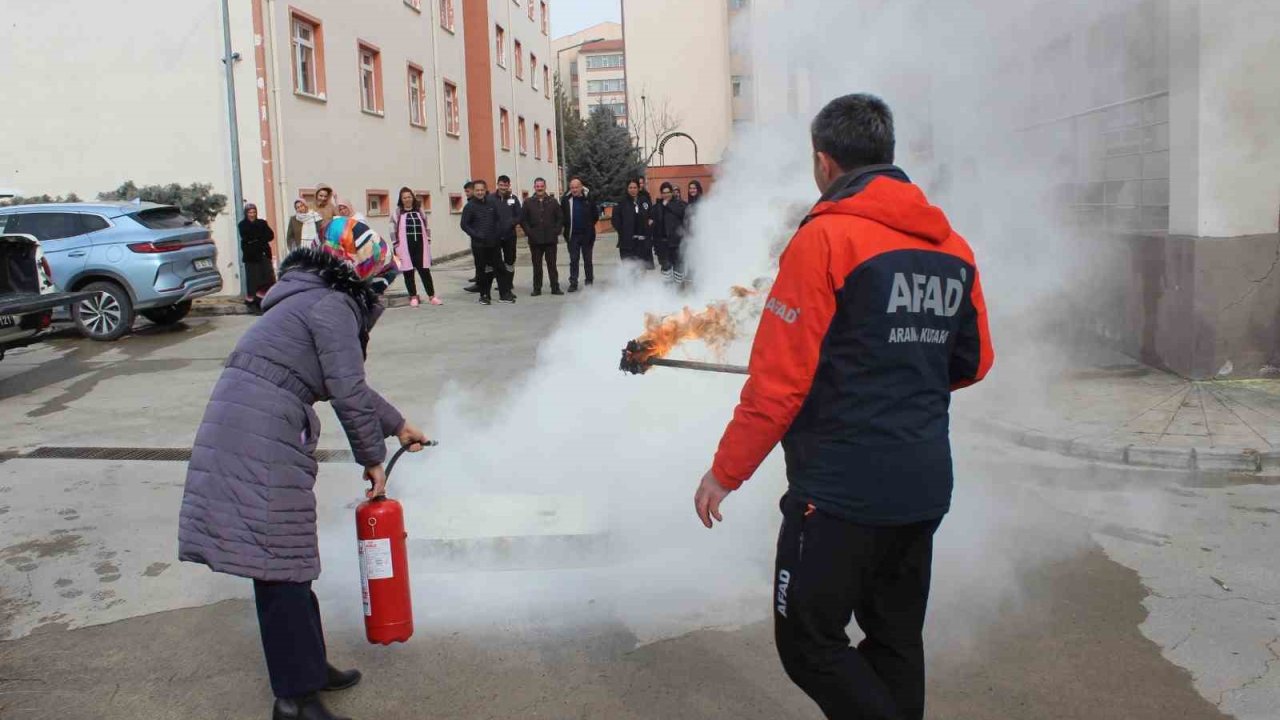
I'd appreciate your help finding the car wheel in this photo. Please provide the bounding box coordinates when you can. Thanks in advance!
[140,301,192,326]
[73,281,134,341]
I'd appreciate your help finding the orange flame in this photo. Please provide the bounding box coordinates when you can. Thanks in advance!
[628,286,760,365]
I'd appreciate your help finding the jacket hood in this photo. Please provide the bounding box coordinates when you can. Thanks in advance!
[264,247,381,320]
[808,164,952,244]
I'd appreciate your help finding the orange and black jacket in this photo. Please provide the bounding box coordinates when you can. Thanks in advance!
[712,165,993,525]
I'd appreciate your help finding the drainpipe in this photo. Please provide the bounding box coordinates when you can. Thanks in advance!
[507,1,521,194]
[266,0,289,228]
[220,0,247,297]
[430,0,446,190]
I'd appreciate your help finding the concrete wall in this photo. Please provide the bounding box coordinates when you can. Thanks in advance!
[622,0,733,167]
[0,0,267,294]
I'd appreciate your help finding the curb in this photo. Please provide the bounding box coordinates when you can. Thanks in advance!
[967,416,1269,474]
[191,249,475,317]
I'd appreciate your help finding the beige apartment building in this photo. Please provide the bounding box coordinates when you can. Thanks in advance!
[552,22,625,125]
[1,0,558,295]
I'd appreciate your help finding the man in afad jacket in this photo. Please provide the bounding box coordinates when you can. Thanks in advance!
[460,180,516,305]
[521,177,564,296]
[693,94,993,720]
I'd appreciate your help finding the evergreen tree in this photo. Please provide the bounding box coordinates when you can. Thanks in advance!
[570,105,643,204]
[97,181,228,226]
[554,72,585,177]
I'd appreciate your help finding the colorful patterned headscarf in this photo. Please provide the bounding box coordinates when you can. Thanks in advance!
[318,215,397,290]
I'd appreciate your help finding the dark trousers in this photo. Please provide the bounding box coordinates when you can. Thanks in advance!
[774,493,941,720]
[530,243,560,291]
[403,267,435,297]
[567,234,595,285]
[472,245,511,298]
[621,237,655,269]
[254,579,328,700]
[501,236,518,284]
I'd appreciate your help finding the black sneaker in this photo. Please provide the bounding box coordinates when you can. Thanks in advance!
[464,284,480,293]
[568,284,579,293]
[467,277,477,283]
[551,287,564,296]
[499,294,517,304]
[479,296,492,305]
[531,289,543,297]
[585,280,594,287]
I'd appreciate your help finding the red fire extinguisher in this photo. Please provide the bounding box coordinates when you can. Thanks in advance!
[356,441,435,645]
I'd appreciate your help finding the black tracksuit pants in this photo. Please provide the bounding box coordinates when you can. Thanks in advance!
[254,580,328,700]
[501,236,518,284]
[530,243,560,291]
[472,245,511,298]
[774,493,941,720]
[403,267,435,297]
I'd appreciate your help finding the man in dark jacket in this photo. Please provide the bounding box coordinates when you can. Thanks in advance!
[495,175,522,297]
[521,177,564,296]
[693,94,993,720]
[561,177,599,292]
[461,180,516,304]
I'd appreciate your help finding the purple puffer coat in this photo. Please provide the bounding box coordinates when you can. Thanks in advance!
[178,249,405,583]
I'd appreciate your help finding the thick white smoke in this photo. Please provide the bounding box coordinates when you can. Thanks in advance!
[321,0,1170,650]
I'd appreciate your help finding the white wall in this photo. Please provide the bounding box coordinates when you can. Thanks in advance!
[0,0,266,295]
[622,0,733,166]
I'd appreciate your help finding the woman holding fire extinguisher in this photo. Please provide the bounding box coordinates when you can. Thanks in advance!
[178,213,429,720]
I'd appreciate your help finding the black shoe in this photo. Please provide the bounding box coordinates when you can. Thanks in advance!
[499,294,517,304]
[467,277,477,283]
[273,694,350,720]
[324,665,361,692]
[531,289,543,297]
[551,287,564,296]
[568,283,579,293]
[585,280,594,287]
[464,284,480,293]
[479,296,491,305]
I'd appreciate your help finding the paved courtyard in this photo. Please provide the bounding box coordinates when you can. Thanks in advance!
[0,250,1275,719]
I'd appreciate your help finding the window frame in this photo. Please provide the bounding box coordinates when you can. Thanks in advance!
[449,193,464,213]
[544,65,551,98]
[440,0,455,32]
[407,62,427,128]
[584,53,624,70]
[366,190,391,217]
[518,115,528,155]
[357,40,384,116]
[530,53,539,90]
[546,129,554,163]
[533,122,541,159]
[289,9,327,100]
[540,1,548,35]
[500,107,512,151]
[495,24,506,68]
[404,0,422,11]
[443,80,461,137]
[514,40,524,79]
[416,191,433,212]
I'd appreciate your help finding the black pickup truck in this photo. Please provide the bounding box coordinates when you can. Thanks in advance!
[0,233,95,360]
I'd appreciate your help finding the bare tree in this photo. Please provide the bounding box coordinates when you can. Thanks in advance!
[628,90,683,166]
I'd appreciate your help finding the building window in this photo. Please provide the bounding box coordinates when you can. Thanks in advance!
[730,0,748,8]
[449,193,464,213]
[366,190,390,217]
[440,0,455,31]
[540,2,548,35]
[528,0,535,20]
[500,107,512,150]
[407,63,426,127]
[444,80,460,136]
[732,76,744,98]
[531,53,539,90]
[518,116,527,155]
[495,25,506,67]
[587,78,626,94]
[290,12,325,98]
[521,190,530,202]
[584,53,623,70]
[404,0,421,10]
[544,65,551,98]
[358,42,383,114]
[546,128,554,162]
[416,191,433,212]
[533,122,541,159]
[514,40,524,79]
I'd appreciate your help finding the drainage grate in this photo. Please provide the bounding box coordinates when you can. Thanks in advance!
[15,447,358,464]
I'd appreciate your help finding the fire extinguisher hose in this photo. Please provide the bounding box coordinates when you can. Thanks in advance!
[385,440,439,480]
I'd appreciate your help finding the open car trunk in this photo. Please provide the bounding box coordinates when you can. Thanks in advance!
[0,234,94,319]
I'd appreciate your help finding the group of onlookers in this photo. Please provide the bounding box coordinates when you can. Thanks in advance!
[239,175,706,311]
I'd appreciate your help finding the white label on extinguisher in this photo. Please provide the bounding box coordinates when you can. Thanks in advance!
[358,538,393,617]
